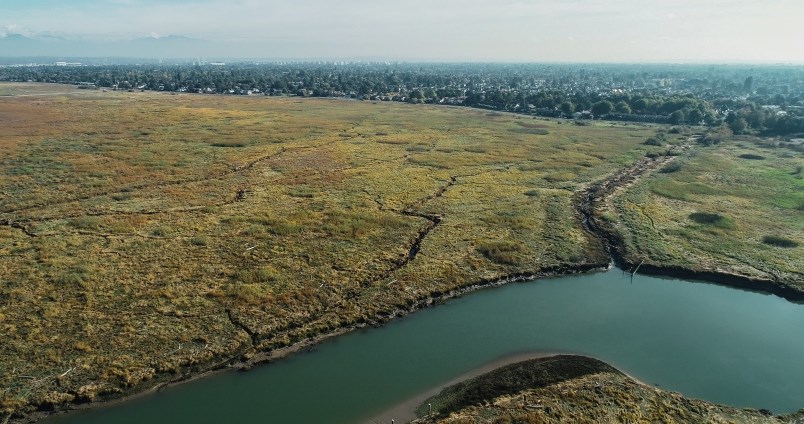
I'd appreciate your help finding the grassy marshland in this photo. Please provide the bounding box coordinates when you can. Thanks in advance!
[1,82,801,420]
[0,83,660,417]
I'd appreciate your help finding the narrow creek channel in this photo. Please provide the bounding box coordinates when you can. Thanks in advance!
[46,268,804,424]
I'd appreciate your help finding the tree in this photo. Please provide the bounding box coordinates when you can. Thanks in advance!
[743,76,753,93]
[633,98,653,113]
[591,100,614,117]
[668,110,685,125]
[747,109,765,129]
[559,101,575,116]
[729,117,748,134]
[686,109,704,124]
[615,101,631,114]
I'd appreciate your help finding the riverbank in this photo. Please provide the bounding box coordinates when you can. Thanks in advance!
[16,264,606,424]
[27,266,804,423]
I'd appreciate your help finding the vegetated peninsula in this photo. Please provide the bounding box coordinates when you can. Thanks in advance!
[0,79,801,422]
[410,355,804,424]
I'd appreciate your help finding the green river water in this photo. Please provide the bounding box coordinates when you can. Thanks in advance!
[47,268,804,423]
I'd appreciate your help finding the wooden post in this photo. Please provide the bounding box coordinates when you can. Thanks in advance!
[632,260,644,279]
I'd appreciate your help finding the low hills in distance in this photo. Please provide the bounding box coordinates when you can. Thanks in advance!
[0,33,210,58]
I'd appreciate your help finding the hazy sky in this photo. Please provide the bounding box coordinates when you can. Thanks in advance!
[1,0,803,62]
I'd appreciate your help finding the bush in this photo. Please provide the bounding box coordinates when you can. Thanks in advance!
[189,237,208,246]
[660,162,682,173]
[738,154,765,160]
[762,235,799,248]
[644,137,662,146]
[689,212,735,229]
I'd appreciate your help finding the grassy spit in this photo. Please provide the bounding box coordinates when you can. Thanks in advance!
[411,356,803,424]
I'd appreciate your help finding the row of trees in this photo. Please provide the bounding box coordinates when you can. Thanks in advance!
[1,63,802,135]
[724,107,804,136]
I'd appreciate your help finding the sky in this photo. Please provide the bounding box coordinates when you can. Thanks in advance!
[1,0,803,62]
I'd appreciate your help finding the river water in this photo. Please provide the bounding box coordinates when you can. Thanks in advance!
[47,268,804,423]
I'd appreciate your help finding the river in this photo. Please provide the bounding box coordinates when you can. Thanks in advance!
[46,268,804,423]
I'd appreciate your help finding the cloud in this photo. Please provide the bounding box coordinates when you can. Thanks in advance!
[1,0,803,61]
[1,24,33,37]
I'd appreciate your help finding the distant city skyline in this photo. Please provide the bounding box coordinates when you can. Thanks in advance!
[1,0,803,62]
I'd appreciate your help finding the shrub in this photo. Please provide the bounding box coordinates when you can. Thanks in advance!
[739,154,765,160]
[660,162,682,173]
[688,212,735,229]
[762,235,799,248]
[189,237,208,246]
[644,137,662,146]
[524,190,540,197]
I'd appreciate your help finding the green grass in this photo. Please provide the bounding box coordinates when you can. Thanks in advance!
[612,138,803,285]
